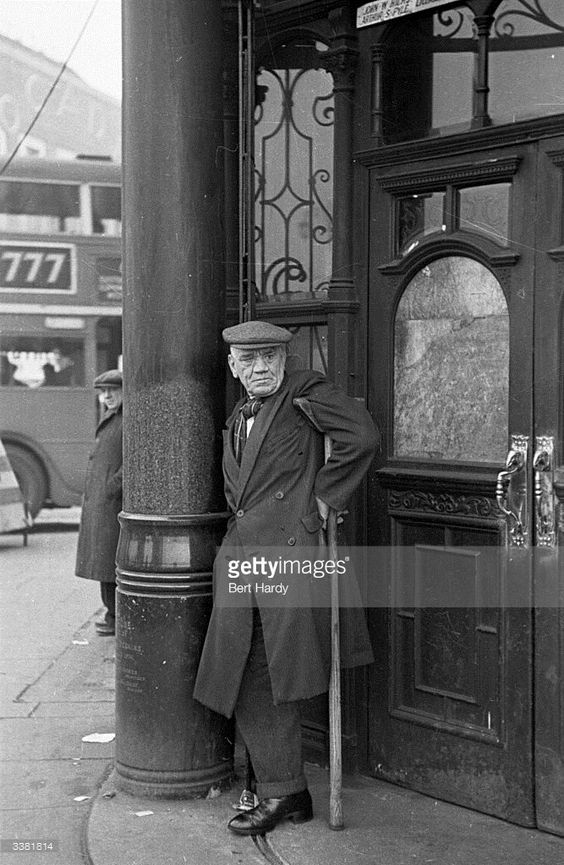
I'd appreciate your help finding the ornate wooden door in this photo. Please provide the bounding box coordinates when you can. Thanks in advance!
[365,134,563,831]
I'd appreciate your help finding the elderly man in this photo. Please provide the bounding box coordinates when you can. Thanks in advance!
[193,322,378,836]
[75,369,123,636]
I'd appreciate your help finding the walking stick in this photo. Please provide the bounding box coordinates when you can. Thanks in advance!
[324,436,344,831]
[293,398,345,830]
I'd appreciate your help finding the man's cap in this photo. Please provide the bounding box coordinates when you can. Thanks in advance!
[223,321,293,349]
[94,369,122,388]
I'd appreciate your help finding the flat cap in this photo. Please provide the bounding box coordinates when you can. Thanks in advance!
[222,321,293,348]
[94,369,122,388]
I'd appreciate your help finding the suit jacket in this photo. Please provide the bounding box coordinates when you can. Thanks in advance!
[193,370,379,718]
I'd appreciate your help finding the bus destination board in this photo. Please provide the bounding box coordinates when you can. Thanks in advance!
[0,243,74,293]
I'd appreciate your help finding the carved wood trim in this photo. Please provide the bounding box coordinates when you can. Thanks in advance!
[377,157,521,193]
[388,489,498,519]
[255,297,359,322]
[547,149,564,168]
[377,465,499,498]
[377,236,519,276]
[355,114,564,168]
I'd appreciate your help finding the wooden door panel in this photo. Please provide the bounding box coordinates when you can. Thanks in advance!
[369,471,534,822]
[390,517,502,729]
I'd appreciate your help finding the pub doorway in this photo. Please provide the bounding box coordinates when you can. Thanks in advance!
[365,132,563,833]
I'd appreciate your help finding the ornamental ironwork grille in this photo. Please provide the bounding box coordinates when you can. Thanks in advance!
[254,60,334,302]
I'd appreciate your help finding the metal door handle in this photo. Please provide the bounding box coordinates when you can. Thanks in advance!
[496,436,529,547]
[533,436,556,548]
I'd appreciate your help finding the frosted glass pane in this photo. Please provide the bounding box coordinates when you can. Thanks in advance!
[398,192,446,255]
[459,184,510,245]
[394,257,509,462]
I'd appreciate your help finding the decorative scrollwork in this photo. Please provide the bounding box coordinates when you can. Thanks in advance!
[389,489,497,518]
[494,0,564,38]
[313,93,335,127]
[263,257,307,296]
[436,8,467,37]
[254,57,334,300]
[311,169,333,245]
[314,279,330,298]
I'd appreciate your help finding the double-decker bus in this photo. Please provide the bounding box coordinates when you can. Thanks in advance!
[0,156,122,516]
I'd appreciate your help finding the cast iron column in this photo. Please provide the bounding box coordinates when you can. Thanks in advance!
[117,0,232,797]
[323,6,360,394]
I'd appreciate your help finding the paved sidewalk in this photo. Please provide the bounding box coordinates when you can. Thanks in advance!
[86,757,564,865]
[0,528,113,865]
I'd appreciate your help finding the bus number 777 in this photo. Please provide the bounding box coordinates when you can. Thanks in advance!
[0,245,72,292]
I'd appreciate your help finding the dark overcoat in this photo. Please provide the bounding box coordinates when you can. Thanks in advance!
[193,370,379,718]
[75,405,123,583]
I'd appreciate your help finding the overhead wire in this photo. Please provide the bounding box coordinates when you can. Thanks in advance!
[0,0,100,176]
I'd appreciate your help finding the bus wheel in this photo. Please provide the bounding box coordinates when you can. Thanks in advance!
[4,444,48,519]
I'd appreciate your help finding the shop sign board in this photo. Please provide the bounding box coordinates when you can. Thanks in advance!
[357,0,454,28]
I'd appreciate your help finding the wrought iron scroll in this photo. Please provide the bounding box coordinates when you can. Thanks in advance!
[254,60,334,301]
[494,0,564,37]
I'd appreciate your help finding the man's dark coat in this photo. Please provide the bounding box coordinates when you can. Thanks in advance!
[75,405,123,583]
[193,370,379,719]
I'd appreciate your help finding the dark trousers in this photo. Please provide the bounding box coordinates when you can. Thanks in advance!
[100,582,116,621]
[234,610,307,799]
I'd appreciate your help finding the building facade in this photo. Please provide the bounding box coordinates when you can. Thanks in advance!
[0,33,120,161]
[117,0,563,836]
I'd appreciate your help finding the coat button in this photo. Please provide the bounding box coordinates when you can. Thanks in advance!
[287,537,296,545]
[236,509,244,517]
[274,491,284,499]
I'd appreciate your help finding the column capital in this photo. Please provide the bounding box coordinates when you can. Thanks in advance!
[322,5,359,93]
[321,44,359,92]
[474,13,494,35]
[370,43,385,62]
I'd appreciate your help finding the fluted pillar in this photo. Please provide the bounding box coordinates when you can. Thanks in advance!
[116,0,232,798]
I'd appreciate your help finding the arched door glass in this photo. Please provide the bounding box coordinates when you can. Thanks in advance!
[394,256,509,462]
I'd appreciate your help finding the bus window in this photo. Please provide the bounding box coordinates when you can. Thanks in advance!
[0,180,82,234]
[96,257,122,301]
[91,185,121,236]
[96,317,122,374]
[0,336,85,388]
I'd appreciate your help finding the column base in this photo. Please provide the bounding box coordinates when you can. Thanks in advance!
[115,761,233,799]
[115,511,233,799]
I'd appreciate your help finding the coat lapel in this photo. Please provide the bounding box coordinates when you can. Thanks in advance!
[235,382,287,506]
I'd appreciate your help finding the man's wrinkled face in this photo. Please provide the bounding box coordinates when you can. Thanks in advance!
[100,386,123,412]
[228,345,286,398]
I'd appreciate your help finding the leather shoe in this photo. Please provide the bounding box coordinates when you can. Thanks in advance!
[95,619,115,636]
[228,789,313,836]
